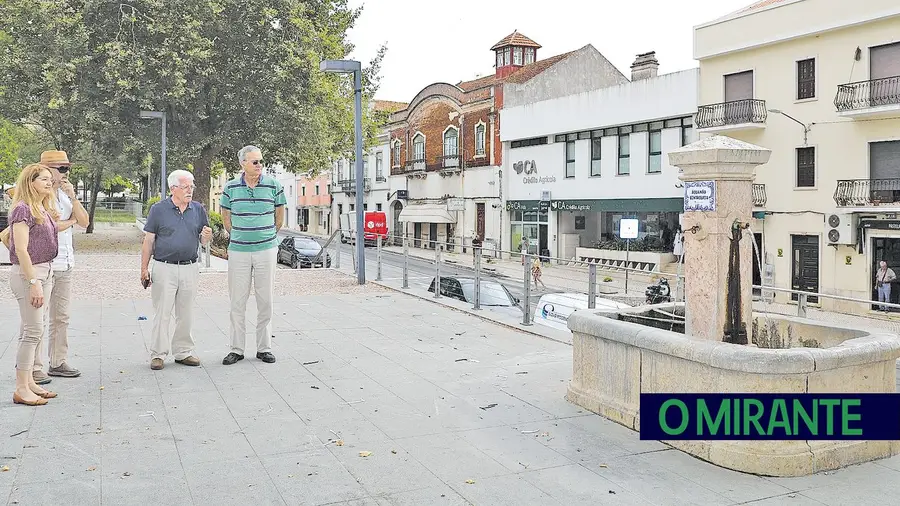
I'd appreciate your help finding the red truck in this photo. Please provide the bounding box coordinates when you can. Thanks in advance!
[340,211,389,246]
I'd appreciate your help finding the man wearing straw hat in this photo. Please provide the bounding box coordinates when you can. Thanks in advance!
[32,150,90,383]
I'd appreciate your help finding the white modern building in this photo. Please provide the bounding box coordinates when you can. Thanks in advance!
[500,52,698,270]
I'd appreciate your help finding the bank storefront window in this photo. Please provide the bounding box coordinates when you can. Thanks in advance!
[509,207,548,256]
[603,211,680,250]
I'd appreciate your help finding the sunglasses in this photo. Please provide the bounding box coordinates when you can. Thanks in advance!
[248,160,264,166]
[54,165,70,174]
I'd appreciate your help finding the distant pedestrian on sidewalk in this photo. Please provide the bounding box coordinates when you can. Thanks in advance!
[30,150,90,384]
[531,257,547,289]
[140,170,211,371]
[673,227,684,263]
[875,260,896,311]
[221,145,286,366]
[6,164,77,405]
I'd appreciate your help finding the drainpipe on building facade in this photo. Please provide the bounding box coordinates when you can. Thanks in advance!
[460,114,466,251]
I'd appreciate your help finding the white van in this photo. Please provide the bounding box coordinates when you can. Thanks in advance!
[534,292,631,333]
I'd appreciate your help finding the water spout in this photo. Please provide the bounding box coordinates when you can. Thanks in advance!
[724,220,751,344]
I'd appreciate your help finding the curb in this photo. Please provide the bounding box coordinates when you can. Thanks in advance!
[367,278,573,347]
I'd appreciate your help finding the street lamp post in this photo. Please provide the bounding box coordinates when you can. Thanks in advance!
[140,110,167,198]
[767,109,812,146]
[320,59,365,285]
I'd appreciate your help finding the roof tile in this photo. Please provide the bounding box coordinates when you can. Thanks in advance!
[739,0,792,13]
[490,30,542,51]
[373,100,408,113]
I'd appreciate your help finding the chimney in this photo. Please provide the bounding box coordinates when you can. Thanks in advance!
[631,51,659,81]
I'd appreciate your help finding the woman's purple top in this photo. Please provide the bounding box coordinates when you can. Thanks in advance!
[8,201,58,265]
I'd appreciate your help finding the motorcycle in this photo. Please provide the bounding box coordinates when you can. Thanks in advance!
[645,278,672,305]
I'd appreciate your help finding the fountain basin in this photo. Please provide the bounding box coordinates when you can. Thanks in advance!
[566,303,900,477]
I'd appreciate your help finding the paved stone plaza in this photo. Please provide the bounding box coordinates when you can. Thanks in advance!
[1,266,899,505]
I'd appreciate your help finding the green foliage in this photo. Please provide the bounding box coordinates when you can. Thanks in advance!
[102,174,135,196]
[595,236,670,253]
[0,119,53,186]
[143,196,161,216]
[207,210,229,249]
[0,0,385,207]
[208,211,223,231]
[0,119,23,186]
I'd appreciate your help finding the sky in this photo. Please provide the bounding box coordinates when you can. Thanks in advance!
[345,0,755,102]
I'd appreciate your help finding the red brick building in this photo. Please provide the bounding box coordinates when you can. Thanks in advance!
[386,30,577,252]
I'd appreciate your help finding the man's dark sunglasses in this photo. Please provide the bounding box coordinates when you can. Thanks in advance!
[55,165,71,174]
[249,160,264,166]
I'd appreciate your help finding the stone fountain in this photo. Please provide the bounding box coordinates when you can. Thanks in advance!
[565,135,900,477]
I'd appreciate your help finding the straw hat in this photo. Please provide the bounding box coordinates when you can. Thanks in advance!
[39,150,71,166]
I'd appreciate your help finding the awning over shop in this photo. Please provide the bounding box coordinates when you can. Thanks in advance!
[398,203,456,224]
[548,197,684,213]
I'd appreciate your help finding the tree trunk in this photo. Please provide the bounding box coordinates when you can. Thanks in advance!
[192,144,218,208]
[85,168,103,234]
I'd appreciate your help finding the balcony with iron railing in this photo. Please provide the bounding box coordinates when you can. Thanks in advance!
[834,178,900,208]
[835,76,900,119]
[404,158,426,173]
[752,184,766,207]
[439,154,460,168]
[695,98,767,133]
[338,178,371,193]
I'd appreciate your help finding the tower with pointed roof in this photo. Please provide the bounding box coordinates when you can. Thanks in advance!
[491,30,541,79]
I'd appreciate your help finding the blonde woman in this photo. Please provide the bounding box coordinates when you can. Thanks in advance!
[7,164,76,406]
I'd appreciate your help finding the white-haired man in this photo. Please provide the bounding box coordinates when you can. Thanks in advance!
[140,170,212,370]
[220,145,286,366]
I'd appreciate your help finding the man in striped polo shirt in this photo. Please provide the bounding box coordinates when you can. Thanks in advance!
[220,145,287,365]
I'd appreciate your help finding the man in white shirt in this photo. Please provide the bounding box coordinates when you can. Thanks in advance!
[31,150,90,384]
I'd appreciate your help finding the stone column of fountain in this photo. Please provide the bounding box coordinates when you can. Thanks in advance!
[668,135,771,343]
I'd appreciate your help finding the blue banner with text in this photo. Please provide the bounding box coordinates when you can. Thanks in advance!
[639,393,900,440]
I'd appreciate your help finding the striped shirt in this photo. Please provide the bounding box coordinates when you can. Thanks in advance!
[220,173,287,252]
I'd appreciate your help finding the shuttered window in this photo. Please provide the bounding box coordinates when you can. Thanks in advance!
[796,147,815,188]
[724,70,754,101]
[797,59,815,100]
[870,42,900,80]
[870,141,900,180]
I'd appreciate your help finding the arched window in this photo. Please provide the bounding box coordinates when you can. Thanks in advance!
[443,127,459,167]
[412,134,425,161]
[392,140,401,167]
[475,123,486,156]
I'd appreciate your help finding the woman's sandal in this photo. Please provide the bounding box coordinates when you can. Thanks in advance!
[13,392,48,406]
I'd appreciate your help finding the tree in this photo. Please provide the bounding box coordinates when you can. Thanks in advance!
[0,1,384,208]
[0,0,92,152]
[89,0,385,206]
[0,119,54,187]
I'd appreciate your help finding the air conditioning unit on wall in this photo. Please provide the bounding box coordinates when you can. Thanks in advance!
[825,213,857,245]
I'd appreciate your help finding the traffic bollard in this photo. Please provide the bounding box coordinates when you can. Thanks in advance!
[473,247,482,310]
[588,263,597,309]
[522,254,532,326]
[434,246,442,299]
[334,237,341,270]
[376,235,382,281]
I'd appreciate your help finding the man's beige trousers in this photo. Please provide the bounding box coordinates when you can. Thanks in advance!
[150,260,199,361]
[33,265,73,370]
[227,248,277,355]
